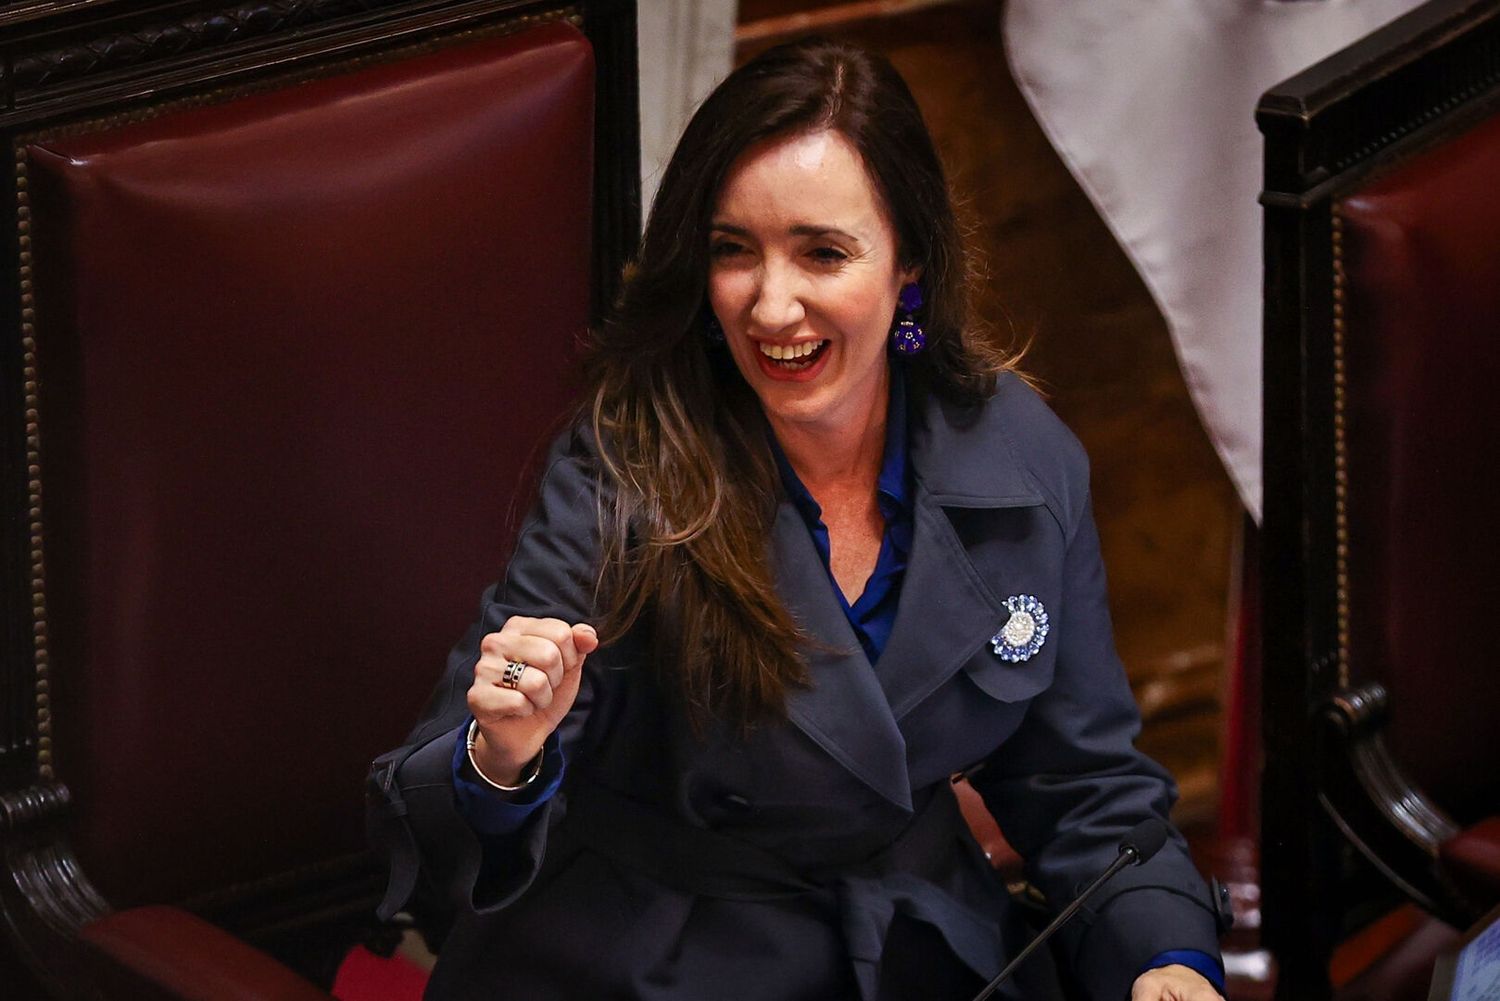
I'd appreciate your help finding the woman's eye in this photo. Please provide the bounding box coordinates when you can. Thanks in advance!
[710,242,745,259]
[810,247,848,264]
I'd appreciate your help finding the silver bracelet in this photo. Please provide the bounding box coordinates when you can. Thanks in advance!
[465,719,544,792]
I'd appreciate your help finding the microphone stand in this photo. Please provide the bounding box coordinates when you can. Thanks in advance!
[971,843,1143,1001]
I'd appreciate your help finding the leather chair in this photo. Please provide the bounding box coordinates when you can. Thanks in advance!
[0,2,639,997]
[1258,1,1500,996]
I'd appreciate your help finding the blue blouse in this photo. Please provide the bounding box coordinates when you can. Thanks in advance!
[767,368,914,665]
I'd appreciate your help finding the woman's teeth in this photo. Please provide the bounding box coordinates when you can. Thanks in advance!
[758,340,828,367]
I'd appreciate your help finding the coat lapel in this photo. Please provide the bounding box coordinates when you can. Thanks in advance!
[875,384,1050,720]
[771,376,1055,811]
[772,501,914,812]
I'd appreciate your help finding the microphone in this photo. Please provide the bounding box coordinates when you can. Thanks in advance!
[970,818,1170,1001]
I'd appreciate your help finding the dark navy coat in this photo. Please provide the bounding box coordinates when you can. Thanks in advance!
[368,372,1224,1000]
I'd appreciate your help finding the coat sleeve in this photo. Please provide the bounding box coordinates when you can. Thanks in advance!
[366,426,615,924]
[966,485,1224,1001]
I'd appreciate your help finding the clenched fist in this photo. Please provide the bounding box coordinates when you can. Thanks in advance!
[467,616,599,786]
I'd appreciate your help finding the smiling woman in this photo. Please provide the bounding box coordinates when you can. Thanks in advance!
[372,35,1229,1001]
[708,129,916,443]
[581,38,1013,732]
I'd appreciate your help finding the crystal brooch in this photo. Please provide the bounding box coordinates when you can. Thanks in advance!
[990,595,1049,662]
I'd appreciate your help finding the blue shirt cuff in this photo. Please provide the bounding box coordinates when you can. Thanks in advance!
[451,720,565,836]
[1142,949,1225,996]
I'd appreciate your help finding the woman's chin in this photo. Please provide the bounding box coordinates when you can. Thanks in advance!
[755,389,832,428]
[748,357,894,439]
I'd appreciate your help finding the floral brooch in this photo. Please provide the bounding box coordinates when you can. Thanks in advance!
[990,594,1049,663]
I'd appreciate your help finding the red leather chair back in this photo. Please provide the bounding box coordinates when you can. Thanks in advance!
[26,20,594,908]
[1337,111,1500,827]
[1260,5,1500,989]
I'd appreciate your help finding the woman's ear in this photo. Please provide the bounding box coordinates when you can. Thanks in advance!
[900,265,923,288]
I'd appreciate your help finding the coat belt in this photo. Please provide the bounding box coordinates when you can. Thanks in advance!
[557,777,1007,998]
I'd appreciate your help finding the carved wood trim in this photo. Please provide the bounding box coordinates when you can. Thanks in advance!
[12,1,410,91]
[0,836,112,998]
[0,0,584,121]
[1323,684,1457,848]
[0,2,144,31]
[12,6,580,145]
[1318,683,1474,924]
[0,781,69,835]
[9,841,109,934]
[1259,0,1500,199]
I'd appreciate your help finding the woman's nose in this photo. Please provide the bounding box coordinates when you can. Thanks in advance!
[749,262,806,332]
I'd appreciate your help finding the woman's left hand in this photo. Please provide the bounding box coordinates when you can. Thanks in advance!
[1131,964,1222,1000]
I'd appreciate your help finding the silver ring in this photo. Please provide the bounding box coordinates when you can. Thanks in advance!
[501,660,528,690]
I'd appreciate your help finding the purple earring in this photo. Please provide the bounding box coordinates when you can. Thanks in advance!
[891,282,926,355]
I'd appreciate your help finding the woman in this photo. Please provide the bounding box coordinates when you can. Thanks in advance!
[369,37,1227,1001]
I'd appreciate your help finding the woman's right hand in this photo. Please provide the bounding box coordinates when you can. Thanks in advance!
[466,616,599,785]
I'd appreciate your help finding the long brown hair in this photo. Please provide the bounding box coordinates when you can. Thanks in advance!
[583,37,1018,731]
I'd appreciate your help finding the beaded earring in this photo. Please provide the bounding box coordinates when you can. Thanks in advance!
[705,312,726,344]
[891,282,926,355]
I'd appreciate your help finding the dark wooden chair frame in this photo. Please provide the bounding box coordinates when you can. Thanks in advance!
[0,1,639,996]
[1258,0,1500,996]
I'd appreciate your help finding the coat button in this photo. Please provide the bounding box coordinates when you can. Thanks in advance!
[718,792,754,814]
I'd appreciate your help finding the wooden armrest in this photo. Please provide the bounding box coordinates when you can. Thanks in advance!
[79,905,331,1001]
[1320,682,1478,924]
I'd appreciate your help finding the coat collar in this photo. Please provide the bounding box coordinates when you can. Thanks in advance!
[905,375,1046,510]
[777,374,1048,812]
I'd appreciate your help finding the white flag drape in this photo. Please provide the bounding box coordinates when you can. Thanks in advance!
[638,0,736,223]
[1003,0,1424,522]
